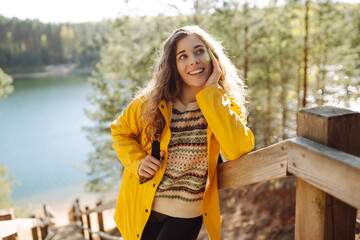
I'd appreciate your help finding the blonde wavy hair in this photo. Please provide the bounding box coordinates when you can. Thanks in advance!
[136,25,248,145]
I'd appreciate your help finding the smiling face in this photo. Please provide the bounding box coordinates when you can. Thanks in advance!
[175,34,212,94]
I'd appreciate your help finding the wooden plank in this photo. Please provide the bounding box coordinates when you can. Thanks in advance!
[295,178,326,240]
[85,200,116,214]
[85,206,93,240]
[0,220,17,239]
[41,205,49,238]
[287,137,360,209]
[0,208,16,240]
[0,218,44,238]
[31,226,39,240]
[0,209,14,219]
[295,106,359,240]
[75,198,85,237]
[96,202,105,240]
[217,140,289,189]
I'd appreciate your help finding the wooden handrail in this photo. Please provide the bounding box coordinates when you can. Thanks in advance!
[85,200,116,214]
[70,199,121,240]
[0,218,45,238]
[217,139,289,189]
[287,137,360,209]
[0,205,55,239]
[217,136,360,209]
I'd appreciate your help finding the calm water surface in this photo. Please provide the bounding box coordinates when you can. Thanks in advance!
[0,73,95,207]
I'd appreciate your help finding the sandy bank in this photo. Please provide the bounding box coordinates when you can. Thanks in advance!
[11,64,93,79]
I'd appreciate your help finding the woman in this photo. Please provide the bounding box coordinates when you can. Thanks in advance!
[111,25,254,240]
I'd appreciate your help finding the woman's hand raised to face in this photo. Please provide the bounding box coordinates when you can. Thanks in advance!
[138,151,165,179]
[204,50,221,88]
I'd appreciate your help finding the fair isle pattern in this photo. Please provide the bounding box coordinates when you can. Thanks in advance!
[152,99,208,218]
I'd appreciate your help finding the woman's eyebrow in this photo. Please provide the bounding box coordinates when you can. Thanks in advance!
[176,50,185,56]
[176,44,205,56]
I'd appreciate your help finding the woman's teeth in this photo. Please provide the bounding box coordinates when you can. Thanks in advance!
[189,69,204,75]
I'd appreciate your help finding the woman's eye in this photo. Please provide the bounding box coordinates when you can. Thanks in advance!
[179,54,186,60]
[197,49,205,55]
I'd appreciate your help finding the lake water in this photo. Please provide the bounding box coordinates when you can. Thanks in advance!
[0,73,112,220]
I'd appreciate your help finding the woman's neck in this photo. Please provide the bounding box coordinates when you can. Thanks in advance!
[179,85,203,105]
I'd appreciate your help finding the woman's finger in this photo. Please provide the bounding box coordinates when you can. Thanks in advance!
[139,168,153,178]
[209,50,218,68]
[205,49,221,86]
[138,154,163,179]
[144,159,161,172]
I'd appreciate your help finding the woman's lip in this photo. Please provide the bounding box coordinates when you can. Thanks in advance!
[188,68,205,75]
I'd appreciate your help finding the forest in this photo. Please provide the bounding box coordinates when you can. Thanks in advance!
[0,15,112,72]
[83,0,360,193]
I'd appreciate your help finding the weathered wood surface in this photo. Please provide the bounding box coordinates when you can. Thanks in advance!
[0,209,16,240]
[0,218,43,238]
[287,137,360,209]
[97,202,105,240]
[85,199,117,214]
[217,140,289,189]
[51,223,85,240]
[295,106,359,240]
[217,136,360,207]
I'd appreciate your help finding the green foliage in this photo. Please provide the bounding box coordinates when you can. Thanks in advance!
[0,68,14,99]
[0,166,15,209]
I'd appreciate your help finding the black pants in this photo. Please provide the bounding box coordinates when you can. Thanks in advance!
[141,211,203,240]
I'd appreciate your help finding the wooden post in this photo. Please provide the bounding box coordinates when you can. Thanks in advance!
[75,198,85,237]
[40,205,48,239]
[85,206,93,240]
[30,215,39,240]
[0,208,17,240]
[96,201,105,240]
[295,106,359,240]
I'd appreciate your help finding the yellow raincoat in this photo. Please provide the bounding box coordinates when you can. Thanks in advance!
[111,83,255,240]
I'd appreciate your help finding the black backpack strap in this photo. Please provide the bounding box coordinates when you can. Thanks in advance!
[140,118,164,184]
[140,140,160,184]
[217,153,223,164]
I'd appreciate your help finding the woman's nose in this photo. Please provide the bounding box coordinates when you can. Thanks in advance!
[189,54,199,65]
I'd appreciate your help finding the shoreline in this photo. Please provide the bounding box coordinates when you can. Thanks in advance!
[11,64,93,79]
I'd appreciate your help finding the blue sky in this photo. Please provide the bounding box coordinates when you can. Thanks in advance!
[0,0,359,23]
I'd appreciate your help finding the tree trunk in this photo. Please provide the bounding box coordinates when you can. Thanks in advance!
[266,63,272,146]
[243,2,249,85]
[280,59,288,140]
[303,0,309,107]
[297,61,302,111]
[194,0,200,25]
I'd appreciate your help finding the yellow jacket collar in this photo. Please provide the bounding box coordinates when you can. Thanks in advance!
[158,99,171,126]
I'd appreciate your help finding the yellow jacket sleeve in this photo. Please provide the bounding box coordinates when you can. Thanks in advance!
[110,98,147,180]
[196,83,255,160]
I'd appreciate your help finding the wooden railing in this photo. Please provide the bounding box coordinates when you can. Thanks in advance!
[1,105,358,240]
[68,198,121,240]
[0,205,56,240]
[218,106,360,239]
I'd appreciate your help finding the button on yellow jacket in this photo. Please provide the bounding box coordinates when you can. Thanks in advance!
[111,83,255,240]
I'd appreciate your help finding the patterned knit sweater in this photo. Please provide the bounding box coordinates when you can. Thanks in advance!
[152,98,208,218]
